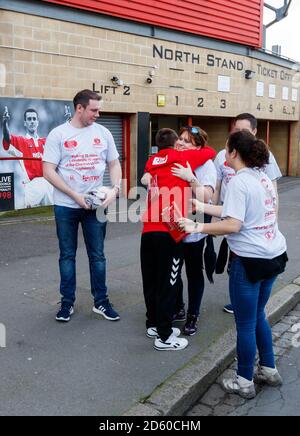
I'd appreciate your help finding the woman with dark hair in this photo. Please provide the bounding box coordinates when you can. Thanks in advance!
[178,130,287,398]
[170,126,217,336]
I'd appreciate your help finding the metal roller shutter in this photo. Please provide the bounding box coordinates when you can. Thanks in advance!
[96,115,123,186]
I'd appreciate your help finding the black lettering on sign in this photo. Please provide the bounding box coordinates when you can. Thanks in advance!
[175,96,179,106]
[257,64,278,79]
[175,51,182,62]
[123,86,130,96]
[92,83,131,95]
[257,103,261,111]
[280,70,293,81]
[207,54,214,67]
[153,44,164,59]
[92,83,100,93]
[165,49,173,60]
[220,99,226,109]
[269,104,273,113]
[197,97,204,108]
[153,44,200,64]
[207,54,244,70]
[192,53,200,64]
[282,106,296,115]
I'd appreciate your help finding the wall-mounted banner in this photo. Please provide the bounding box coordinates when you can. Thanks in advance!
[0,98,73,210]
[0,172,14,211]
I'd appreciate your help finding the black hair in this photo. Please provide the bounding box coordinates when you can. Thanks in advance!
[73,89,102,109]
[234,113,257,131]
[155,128,178,150]
[178,126,208,148]
[227,130,269,168]
[24,108,38,121]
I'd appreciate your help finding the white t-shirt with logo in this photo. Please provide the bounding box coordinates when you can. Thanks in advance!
[43,122,119,208]
[214,149,282,203]
[221,168,286,258]
[184,159,217,243]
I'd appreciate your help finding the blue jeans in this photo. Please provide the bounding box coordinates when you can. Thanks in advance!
[229,257,276,381]
[54,205,107,307]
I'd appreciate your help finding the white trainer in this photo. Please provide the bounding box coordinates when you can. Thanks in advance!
[254,365,283,386]
[146,327,180,338]
[222,375,256,399]
[154,334,188,351]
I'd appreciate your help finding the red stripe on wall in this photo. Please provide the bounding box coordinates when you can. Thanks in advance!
[41,0,263,48]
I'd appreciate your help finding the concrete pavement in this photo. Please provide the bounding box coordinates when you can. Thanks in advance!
[0,178,300,416]
[187,303,300,416]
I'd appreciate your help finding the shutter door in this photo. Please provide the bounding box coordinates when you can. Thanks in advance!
[96,115,123,186]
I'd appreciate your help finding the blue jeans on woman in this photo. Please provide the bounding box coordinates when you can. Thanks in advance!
[229,256,276,381]
[54,205,107,307]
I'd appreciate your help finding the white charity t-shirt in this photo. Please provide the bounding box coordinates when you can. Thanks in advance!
[43,122,119,208]
[183,159,217,243]
[214,148,282,203]
[221,168,286,258]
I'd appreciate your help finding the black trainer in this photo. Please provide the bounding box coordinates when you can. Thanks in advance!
[93,300,120,321]
[172,308,186,322]
[183,314,198,336]
[56,303,74,322]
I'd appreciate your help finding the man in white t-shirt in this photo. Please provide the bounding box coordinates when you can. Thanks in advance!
[213,113,282,314]
[43,89,122,322]
[214,113,282,206]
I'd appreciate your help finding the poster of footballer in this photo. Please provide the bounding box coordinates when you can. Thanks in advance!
[0,97,73,211]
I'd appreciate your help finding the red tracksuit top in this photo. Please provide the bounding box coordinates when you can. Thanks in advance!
[142,146,216,234]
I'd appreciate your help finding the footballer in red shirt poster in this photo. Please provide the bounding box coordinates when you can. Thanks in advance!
[0,98,72,210]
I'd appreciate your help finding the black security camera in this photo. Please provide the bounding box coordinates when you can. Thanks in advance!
[146,77,153,84]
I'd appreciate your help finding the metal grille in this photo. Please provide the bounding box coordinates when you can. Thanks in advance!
[96,115,123,186]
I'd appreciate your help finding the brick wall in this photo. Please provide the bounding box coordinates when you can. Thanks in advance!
[0,9,300,175]
[0,10,298,119]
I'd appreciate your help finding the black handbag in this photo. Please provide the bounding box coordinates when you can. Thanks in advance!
[239,251,288,283]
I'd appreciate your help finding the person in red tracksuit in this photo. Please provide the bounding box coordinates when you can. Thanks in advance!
[140,128,216,351]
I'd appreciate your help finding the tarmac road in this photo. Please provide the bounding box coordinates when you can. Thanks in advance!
[0,178,299,416]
